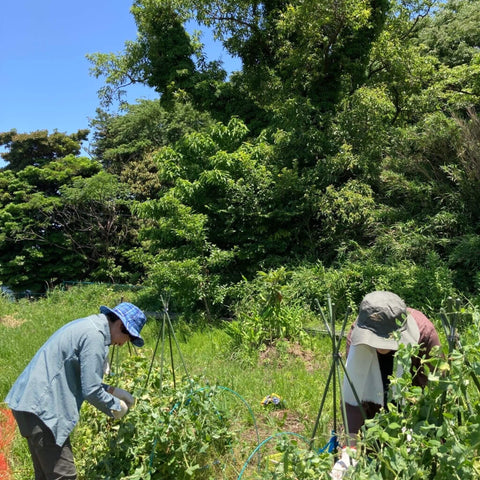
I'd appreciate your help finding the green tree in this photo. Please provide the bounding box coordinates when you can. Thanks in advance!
[0,129,89,172]
[186,0,389,111]
[0,156,101,291]
[56,171,144,283]
[87,1,227,108]
[0,131,144,291]
[87,1,271,133]
[90,99,214,199]
[87,0,391,128]
[133,118,318,313]
[418,0,480,67]
[87,1,196,106]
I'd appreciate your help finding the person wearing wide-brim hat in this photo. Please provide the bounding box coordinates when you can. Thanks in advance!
[5,301,147,480]
[331,291,441,479]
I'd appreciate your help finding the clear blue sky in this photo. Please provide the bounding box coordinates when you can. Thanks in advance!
[0,0,240,158]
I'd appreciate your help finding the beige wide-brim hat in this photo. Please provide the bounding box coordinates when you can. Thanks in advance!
[350,291,420,350]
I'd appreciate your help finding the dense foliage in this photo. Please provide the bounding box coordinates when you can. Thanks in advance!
[1,0,480,315]
[75,362,239,480]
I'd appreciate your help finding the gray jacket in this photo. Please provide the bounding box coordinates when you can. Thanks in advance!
[5,313,121,446]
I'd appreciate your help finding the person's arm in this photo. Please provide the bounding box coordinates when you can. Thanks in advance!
[106,385,135,407]
[345,403,364,442]
[78,335,120,416]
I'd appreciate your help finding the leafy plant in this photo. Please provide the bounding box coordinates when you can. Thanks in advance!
[352,316,480,479]
[261,438,333,479]
[225,268,310,353]
[75,358,237,480]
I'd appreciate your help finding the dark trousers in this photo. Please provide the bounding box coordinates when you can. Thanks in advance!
[12,410,77,480]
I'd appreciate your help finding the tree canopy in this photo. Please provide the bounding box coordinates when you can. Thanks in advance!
[0,129,89,172]
[1,0,480,312]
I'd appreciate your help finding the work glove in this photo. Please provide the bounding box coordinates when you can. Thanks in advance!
[111,399,128,420]
[109,386,135,407]
[103,358,111,375]
[330,447,357,480]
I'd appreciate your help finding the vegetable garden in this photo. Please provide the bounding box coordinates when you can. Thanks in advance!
[2,0,480,477]
[2,286,480,479]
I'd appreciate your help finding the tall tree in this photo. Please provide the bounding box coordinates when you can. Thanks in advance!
[133,117,314,310]
[0,129,89,172]
[0,131,144,291]
[90,99,214,199]
[87,0,390,122]
[417,0,480,67]
[56,171,143,283]
[0,156,101,291]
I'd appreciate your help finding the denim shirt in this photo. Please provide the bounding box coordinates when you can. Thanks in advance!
[5,313,121,446]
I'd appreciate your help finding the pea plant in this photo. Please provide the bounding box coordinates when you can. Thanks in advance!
[74,357,237,479]
[351,325,480,479]
[73,311,480,479]
[74,357,334,480]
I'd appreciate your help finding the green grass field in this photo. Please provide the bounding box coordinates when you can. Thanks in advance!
[0,285,337,479]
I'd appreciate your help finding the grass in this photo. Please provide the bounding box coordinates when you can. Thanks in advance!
[0,284,342,480]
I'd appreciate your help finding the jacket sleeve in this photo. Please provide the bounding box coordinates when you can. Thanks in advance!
[78,333,120,416]
[407,308,442,388]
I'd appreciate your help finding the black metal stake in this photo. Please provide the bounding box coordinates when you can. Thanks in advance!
[310,295,363,451]
[144,295,191,394]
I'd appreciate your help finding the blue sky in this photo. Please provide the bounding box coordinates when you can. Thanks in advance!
[0,0,240,161]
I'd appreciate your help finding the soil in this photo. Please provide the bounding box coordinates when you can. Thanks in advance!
[0,314,25,328]
[258,340,321,373]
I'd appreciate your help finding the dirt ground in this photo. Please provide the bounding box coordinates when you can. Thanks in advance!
[0,314,25,328]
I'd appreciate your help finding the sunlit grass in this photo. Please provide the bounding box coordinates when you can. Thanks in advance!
[1,285,340,479]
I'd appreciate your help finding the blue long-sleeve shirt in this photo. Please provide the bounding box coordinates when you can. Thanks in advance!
[5,313,121,446]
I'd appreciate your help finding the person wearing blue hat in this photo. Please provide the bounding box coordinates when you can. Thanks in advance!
[5,301,147,480]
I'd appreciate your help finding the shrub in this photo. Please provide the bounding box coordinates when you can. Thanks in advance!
[283,257,456,317]
[75,358,236,480]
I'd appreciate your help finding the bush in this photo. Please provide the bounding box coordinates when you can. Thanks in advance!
[283,257,456,317]
[75,358,236,480]
[225,268,313,353]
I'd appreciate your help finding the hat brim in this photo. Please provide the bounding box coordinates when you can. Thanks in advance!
[100,305,144,347]
[350,313,420,350]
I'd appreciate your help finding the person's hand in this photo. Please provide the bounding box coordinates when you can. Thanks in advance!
[111,400,128,419]
[330,447,357,479]
[110,386,135,407]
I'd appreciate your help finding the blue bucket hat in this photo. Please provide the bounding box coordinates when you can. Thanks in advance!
[100,302,147,347]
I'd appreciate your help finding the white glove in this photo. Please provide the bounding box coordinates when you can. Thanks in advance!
[103,358,111,375]
[111,399,128,419]
[330,447,357,479]
[109,386,135,407]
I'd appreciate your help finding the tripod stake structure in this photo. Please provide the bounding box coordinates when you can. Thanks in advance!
[310,295,365,453]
